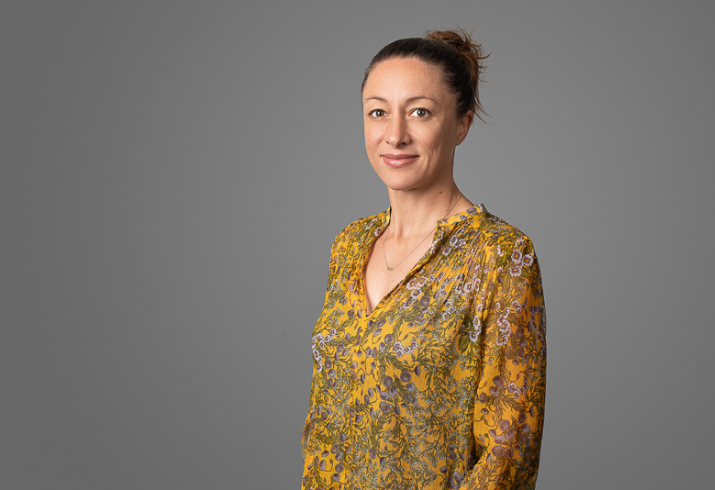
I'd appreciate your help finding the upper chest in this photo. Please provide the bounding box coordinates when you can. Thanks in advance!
[364,231,437,315]
[330,222,491,324]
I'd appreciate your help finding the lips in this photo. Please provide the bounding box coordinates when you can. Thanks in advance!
[382,153,419,168]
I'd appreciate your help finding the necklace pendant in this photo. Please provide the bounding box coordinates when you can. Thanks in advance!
[386,265,396,271]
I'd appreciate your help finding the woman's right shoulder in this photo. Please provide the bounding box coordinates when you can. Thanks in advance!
[331,210,388,249]
[324,211,386,279]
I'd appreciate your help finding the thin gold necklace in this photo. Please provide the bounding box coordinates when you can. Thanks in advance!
[382,194,462,271]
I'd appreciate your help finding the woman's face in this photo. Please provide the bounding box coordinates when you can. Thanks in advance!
[362,57,472,193]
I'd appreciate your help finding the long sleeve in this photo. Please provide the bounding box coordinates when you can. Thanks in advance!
[459,237,546,490]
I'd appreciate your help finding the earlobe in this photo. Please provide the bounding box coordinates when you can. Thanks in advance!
[455,111,474,146]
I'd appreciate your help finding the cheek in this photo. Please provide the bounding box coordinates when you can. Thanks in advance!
[418,128,446,154]
[432,125,457,152]
[364,126,382,151]
[363,129,379,163]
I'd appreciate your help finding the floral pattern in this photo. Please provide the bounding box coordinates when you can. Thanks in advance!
[302,205,546,490]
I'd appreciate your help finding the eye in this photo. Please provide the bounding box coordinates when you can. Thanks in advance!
[411,108,431,118]
[368,109,386,118]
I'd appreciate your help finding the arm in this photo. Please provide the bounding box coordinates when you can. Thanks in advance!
[460,238,546,490]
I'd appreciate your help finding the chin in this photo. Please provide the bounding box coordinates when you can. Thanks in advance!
[381,177,428,193]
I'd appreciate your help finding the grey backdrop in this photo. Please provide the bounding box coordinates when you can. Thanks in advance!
[3,1,714,489]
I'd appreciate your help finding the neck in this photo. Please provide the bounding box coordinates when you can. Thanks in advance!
[386,182,469,239]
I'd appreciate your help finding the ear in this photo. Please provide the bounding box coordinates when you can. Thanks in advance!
[455,111,474,146]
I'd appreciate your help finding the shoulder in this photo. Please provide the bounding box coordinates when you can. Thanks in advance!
[477,207,542,287]
[324,210,388,282]
[331,210,388,250]
[456,206,538,271]
[467,204,535,251]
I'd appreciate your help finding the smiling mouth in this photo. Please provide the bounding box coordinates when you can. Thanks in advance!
[382,154,419,168]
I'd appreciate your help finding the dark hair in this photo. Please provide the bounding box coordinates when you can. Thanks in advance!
[361,28,489,122]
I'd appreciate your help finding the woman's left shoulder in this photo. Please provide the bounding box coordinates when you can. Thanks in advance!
[466,204,537,253]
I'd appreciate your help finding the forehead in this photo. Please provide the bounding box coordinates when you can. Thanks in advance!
[363,57,451,102]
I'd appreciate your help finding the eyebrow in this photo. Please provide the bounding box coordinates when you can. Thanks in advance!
[363,95,438,104]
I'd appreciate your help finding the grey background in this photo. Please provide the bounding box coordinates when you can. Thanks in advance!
[3,0,714,488]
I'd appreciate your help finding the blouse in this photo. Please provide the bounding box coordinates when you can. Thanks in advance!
[301,205,546,490]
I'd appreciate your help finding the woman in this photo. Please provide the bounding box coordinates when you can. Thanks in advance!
[301,29,546,490]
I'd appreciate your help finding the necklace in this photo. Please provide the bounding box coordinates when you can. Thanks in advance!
[382,194,462,271]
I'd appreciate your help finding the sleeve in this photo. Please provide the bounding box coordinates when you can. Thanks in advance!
[459,237,547,490]
[302,228,347,458]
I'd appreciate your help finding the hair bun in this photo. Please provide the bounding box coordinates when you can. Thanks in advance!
[425,28,489,87]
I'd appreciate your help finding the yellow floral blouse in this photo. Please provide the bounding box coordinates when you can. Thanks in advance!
[301,205,546,490]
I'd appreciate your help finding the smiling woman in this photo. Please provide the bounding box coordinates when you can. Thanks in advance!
[301,29,546,490]
[362,57,471,204]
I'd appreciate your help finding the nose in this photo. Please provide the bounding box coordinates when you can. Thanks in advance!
[386,115,410,147]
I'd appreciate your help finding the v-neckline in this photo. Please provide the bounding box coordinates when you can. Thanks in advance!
[359,205,482,317]
[360,211,438,318]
